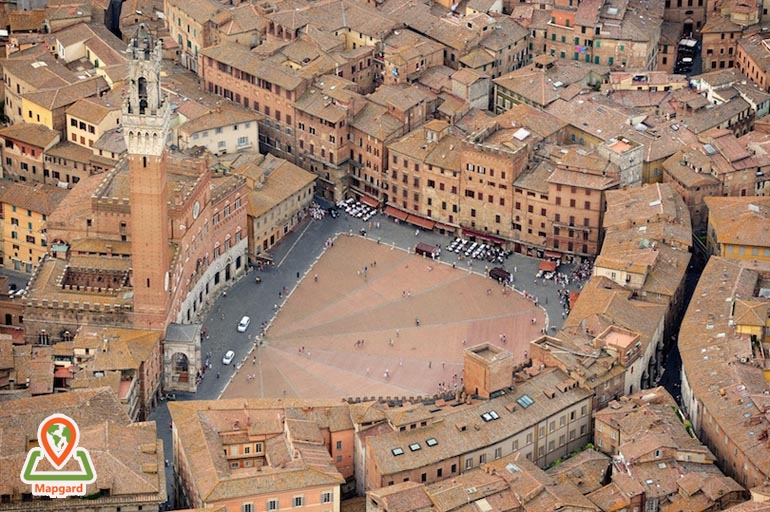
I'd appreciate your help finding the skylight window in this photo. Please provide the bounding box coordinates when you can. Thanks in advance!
[409,443,421,452]
[481,412,493,422]
[516,395,534,408]
[392,447,404,456]
[489,410,500,420]
[426,438,438,447]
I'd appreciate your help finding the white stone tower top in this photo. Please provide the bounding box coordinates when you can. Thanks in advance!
[122,24,170,157]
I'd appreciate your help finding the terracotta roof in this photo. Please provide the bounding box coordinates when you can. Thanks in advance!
[367,481,432,512]
[0,386,130,458]
[350,102,404,141]
[459,47,495,69]
[201,43,307,92]
[46,140,96,163]
[682,97,751,134]
[45,2,93,22]
[661,152,721,188]
[179,108,261,136]
[546,167,620,190]
[369,84,437,114]
[604,183,691,237]
[8,8,46,32]
[546,95,636,143]
[494,62,608,108]
[23,76,109,111]
[514,160,552,194]
[0,388,164,500]
[546,449,611,495]
[1,54,78,89]
[168,398,348,502]
[0,182,69,215]
[596,387,712,458]
[45,170,108,238]
[93,127,127,154]
[55,22,101,50]
[678,257,770,482]
[366,368,591,476]
[0,122,60,149]
[587,481,632,511]
[75,327,160,373]
[704,196,770,248]
[417,65,455,93]
[493,103,568,140]
[0,339,13,370]
[235,154,316,219]
[166,0,223,24]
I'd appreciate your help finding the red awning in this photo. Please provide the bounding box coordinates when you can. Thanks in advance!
[384,205,409,221]
[406,215,436,230]
[538,260,558,272]
[360,195,379,208]
[462,230,505,245]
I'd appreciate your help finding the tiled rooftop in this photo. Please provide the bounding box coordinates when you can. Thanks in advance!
[235,154,316,218]
[679,257,770,481]
[704,196,770,248]
[169,399,348,501]
[0,122,60,148]
[0,181,69,215]
[366,367,591,475]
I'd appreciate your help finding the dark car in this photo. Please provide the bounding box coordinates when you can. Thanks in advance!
[489,266,512,283]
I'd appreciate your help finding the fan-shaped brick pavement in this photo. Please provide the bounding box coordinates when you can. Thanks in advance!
[222,236,545,400]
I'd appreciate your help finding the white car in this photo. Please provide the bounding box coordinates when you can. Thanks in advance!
[237,316,251,332]
[222,350,235,365]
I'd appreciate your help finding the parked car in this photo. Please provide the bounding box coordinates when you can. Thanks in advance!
[237,316,251,332]
[489,266,511,283]
[222,350,236,365]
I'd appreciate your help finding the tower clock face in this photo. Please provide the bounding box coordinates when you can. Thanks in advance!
[192,201,200,220]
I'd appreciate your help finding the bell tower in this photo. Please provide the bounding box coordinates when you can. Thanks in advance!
[123,24,171,330]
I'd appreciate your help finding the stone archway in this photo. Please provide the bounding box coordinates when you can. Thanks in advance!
[164,324,202,393]
[172,352,190,382]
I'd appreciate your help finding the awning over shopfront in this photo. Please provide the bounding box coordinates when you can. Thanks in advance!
[538,260,558,272]
[384,205,409,221]
[406,215,436,230]
[360,195,379,208]
[544,251,562,260]
[462,229,505,245]
[435,222,456,232]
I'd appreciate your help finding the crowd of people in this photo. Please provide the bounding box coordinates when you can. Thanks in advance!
[571,259,594,282]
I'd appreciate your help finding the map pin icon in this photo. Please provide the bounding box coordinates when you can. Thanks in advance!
[38,414,79,469]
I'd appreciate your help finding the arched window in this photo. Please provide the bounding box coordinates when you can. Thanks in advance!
[138,77,148,114]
